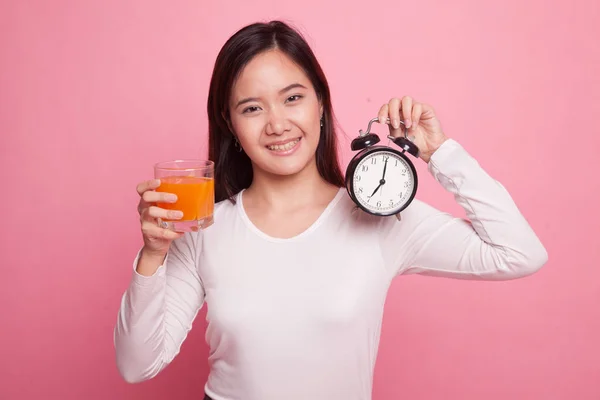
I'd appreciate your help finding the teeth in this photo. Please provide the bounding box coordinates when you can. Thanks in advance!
[267,138,300,151]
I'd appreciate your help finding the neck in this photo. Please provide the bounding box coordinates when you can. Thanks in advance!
[245,159,339,210]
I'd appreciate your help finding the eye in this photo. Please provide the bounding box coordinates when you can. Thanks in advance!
[242,106,260,114]
[286,94,303,103]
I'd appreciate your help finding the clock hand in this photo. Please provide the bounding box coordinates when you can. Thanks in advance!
[369,157,388,201]
[369,183,382,198]
[380,157,388,197]
[381,157,388,180]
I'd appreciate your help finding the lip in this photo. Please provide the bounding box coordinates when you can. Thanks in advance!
[265,137,302,147]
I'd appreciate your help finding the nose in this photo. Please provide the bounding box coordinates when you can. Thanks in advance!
[265,107,291,136]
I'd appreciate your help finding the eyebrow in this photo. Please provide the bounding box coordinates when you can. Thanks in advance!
[235,83,308,108]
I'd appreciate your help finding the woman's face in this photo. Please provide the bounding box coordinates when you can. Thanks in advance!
[228,49,323,178]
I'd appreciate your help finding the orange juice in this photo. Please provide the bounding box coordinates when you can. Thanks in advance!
[156,176,214,222]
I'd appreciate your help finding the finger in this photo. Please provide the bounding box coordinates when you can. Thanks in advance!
[387,97,402,129]
[137,179,161,196]
[145,206,184,221]
[401,96,413,128]
[411,102,423,131]
[141,220,184,241]
[377,103,389,125]
[142,190,178,204]
[137,199,149,216]
[420,103,436,120]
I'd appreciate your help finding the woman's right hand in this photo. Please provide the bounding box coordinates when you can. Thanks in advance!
[136,179,184,259]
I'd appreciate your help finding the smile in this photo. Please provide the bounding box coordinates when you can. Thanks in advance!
[266,138,301,152]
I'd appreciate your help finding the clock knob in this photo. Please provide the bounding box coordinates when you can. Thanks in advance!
[351,133,380,151]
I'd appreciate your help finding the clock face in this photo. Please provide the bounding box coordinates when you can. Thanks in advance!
[351,149,416,215]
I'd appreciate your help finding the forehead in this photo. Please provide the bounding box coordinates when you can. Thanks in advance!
[232,50,311,96]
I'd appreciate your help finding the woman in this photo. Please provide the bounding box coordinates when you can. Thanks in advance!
[114,20,547,400]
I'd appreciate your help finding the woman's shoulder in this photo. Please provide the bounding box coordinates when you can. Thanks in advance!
[332,189,438,233]
[212,194,239,222]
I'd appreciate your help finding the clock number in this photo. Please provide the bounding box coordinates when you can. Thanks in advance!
[395,159,399,167]
[371,158,377,165]
[383,155,389,162]
[361,165,368,172]
[389,199,394,206]
[358,187,363,193]
[404,181,409,188]
[356,175,361,182]
[377,201,382,208]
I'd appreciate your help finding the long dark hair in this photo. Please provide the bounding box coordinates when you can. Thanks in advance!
[207,20,345,203]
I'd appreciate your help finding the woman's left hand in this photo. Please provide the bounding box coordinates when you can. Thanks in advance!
[378,96,449,163]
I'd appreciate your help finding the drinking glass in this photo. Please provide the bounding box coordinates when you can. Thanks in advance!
[153,160,215,232]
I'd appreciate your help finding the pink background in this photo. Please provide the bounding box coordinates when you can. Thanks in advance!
[1,0,599,399]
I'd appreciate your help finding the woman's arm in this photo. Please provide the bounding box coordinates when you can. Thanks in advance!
[113,232,205,383]
[379,138,548,280]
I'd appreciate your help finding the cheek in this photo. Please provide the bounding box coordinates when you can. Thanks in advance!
[231,117,263,144]
[292,107,320,136]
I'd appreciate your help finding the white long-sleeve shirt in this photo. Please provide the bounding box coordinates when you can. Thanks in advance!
[114,139,547,400]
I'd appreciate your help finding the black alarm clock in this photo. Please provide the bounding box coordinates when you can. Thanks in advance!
[345,117,420,217]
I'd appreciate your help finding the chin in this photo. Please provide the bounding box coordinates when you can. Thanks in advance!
[264,159,314,177]
[255,150,317,178]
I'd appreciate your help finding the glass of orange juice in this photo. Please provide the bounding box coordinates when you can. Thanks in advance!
[153,160,215,232]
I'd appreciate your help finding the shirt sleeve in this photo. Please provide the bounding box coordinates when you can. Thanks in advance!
[113,232,205,383]
[378,138,548,280]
